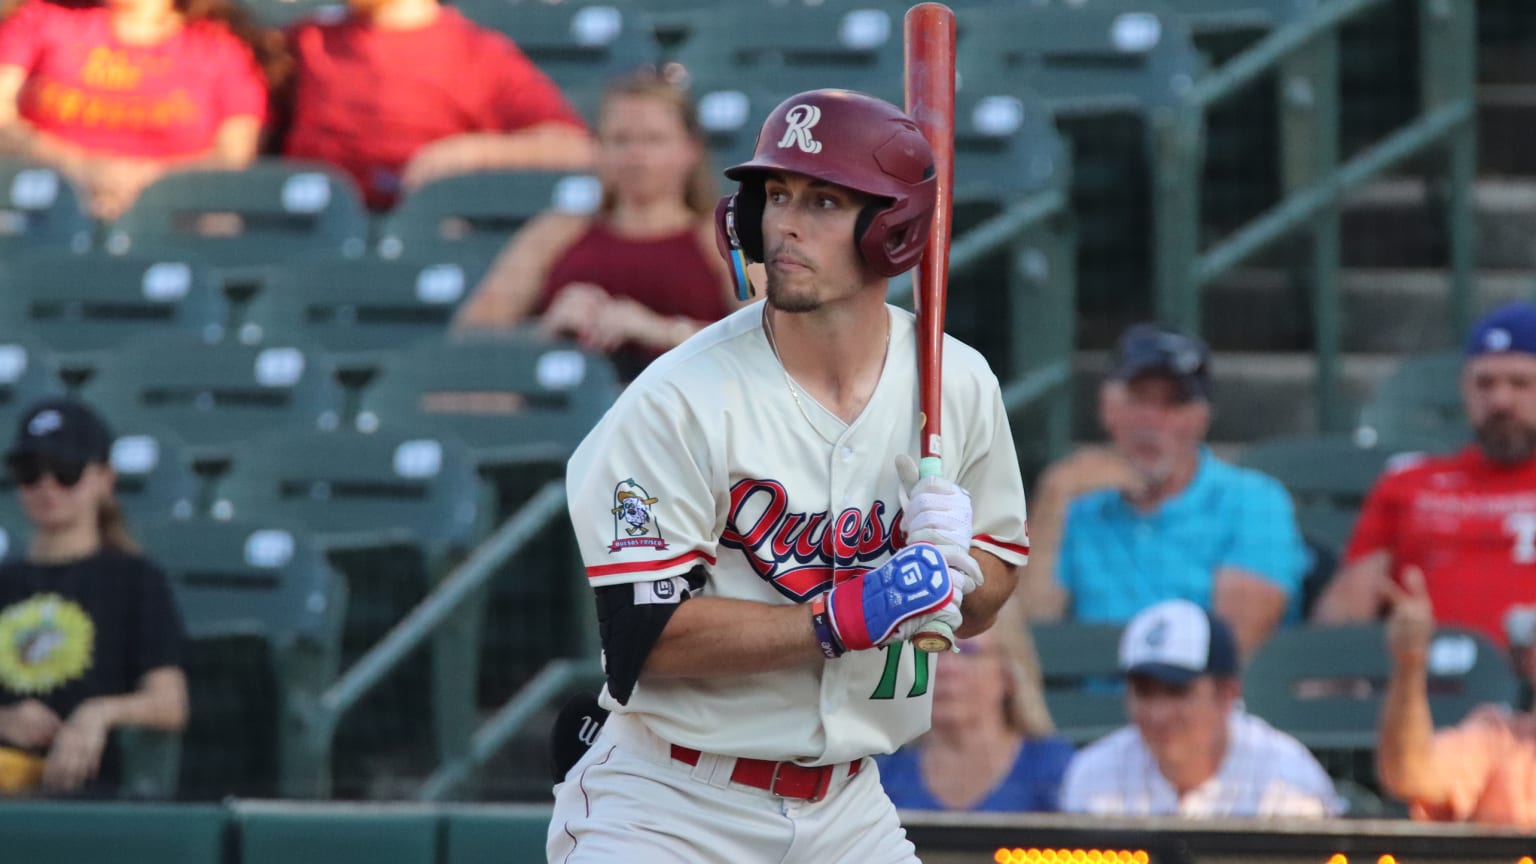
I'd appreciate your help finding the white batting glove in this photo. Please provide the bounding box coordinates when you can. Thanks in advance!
[895,454,985,596]
[891,595,964,646]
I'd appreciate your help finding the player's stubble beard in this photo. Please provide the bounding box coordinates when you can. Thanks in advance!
[1475,411,1536,464]
[765,247,823,313]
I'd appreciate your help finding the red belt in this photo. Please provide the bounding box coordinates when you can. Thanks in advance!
[669,744,860,803]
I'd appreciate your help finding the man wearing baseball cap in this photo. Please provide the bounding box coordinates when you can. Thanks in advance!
[1039,323,1308,656]
[1059,599,1339,817]
[1315,301,1536,647]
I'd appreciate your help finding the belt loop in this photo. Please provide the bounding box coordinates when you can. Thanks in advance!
[692,752,734,789]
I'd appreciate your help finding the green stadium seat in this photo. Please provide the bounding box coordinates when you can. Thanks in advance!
[0,333,67,437]
[0,494,29,561]
[1237,434,1394,512]
[235,259,473,384]
[955,1,1207,337]
[233,802,437,864]
[1243,624,1521,753]
[667,2,907,103]
[691,82,789,169]
[456,0,661,92]
[115,726,182,801]
[0,254,227,385]
[80,334,344,466]
[102,160,369,265]
[0,160,93,256]
[212,428,488,796]
[1355,351,1470,453]
[354,332,618,705]
[376,170,601,274]
[1029,621,1127,746]
[105,419,202,521]
[444,806,555,864]
[244,0,343,27]
[214,428,485,558]
[0,801,226,864]
[140,516,346,799]
[355,331,618,472]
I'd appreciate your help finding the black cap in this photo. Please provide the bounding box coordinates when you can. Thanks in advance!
[1111,323,1211,402]
[6,398,114,465]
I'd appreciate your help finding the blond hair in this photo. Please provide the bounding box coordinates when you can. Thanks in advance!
[991,599,1057,738]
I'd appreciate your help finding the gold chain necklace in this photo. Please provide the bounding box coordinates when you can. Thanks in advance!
[761,306,891,447]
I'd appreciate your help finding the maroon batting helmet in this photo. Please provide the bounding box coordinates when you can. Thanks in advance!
[715,89,937,294]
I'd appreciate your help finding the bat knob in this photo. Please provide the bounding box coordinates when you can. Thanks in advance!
[912,620,954,653]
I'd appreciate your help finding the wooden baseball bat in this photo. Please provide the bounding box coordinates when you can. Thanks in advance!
[905,1,956,654]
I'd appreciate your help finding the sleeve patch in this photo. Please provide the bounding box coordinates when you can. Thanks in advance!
[608,478,669,552]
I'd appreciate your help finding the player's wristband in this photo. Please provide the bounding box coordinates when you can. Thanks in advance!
[811,594,844,659]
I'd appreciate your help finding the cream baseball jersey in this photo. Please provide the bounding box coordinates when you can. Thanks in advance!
[565,302,1029,765]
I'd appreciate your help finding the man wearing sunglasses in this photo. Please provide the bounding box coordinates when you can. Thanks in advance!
[0,398,187,797]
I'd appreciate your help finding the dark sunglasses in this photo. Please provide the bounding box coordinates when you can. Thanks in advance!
[7,454,88,488]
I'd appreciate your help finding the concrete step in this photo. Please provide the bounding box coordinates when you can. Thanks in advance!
[1202,267,1534,354]
[1235,180,1526,271]
[1071,351,1401,444]
[1336,178,1536,270]
[1478,84,1536,177]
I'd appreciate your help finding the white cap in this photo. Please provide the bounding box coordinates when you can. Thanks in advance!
[1118,599,1238,684]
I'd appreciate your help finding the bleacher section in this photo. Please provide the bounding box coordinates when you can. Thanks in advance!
[0,0,1518,813]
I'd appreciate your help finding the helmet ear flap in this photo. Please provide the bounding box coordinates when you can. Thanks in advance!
[858,195,933,277]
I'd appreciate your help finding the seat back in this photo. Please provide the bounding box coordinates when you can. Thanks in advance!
[956,0,1206,117]
[103,161,369,264]
[1237,434,1394,512]
[668,3,907,102]
[0,254,227,376]
[142,516,345,798]
[81,334,343,460]
[1243,624,1521,751]
[1356,351,1470,452]
[0,160,93,256]
[1030,621,1127,745]
[237,259,472,373]
[457,0,660,91]
[0,334,66,436]
[355,332,619,471]
[0,417,202,522]
[377,171,601,271]
[214,429,484,556]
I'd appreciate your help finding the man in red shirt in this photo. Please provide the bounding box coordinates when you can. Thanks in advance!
[1314,302,1536,646]
[281,0,595,209]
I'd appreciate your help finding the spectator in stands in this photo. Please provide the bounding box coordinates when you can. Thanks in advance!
[875,602,1074,812]
[1049,323,1308,655]
[1019,389,1138,619]
[279,0,594,210]
[1377,567,1536,827]
[454,70,739,381]
[1314,301,1536,648]
[1060,600,1341,817]
[0,0,278,219]
[0,398,187,797]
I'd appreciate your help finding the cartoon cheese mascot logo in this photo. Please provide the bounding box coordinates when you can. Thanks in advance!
[609,478,668,552]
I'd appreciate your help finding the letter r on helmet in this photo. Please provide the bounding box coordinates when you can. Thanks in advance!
[777,104,823,154]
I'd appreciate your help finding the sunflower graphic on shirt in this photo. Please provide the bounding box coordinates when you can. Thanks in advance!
[0,594,94,695]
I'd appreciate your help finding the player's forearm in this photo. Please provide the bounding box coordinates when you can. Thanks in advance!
[1377,651,1443,802]
[955,552,1018,638]
[642,597,824,679]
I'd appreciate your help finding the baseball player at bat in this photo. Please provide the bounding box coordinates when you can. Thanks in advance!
[547,89,1029,864]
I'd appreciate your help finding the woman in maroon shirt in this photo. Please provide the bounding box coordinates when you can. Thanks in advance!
[454,70,742,381]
